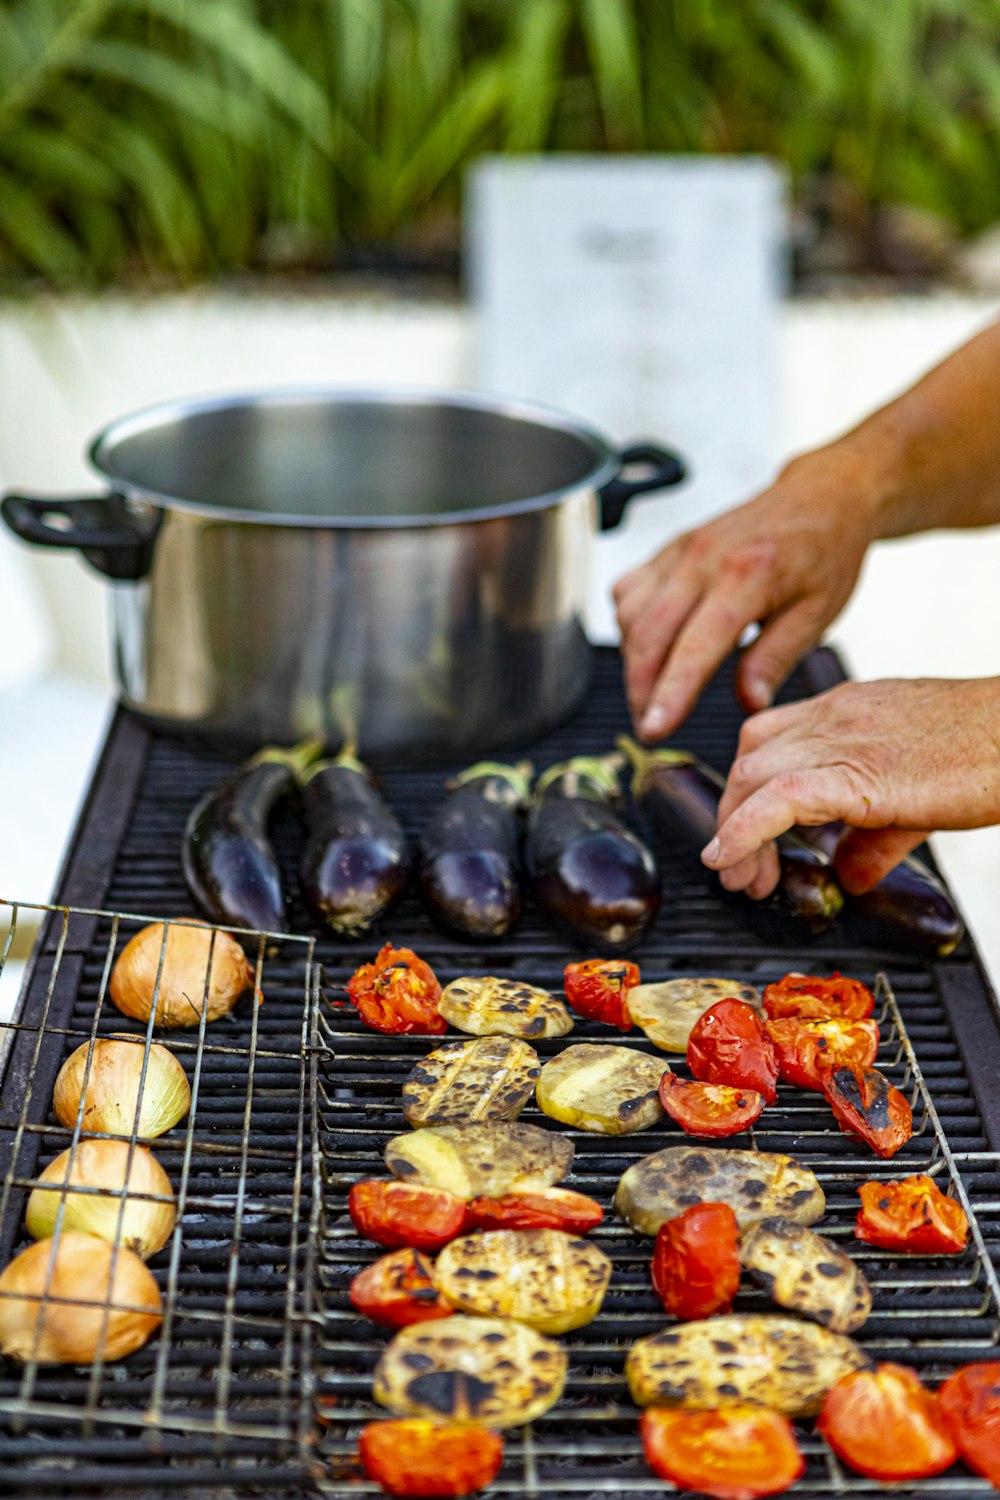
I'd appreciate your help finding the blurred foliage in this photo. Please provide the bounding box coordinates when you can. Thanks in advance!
[3,0,1000,285]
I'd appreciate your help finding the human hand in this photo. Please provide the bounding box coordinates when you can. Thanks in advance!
[614,445,882,742]
[702,677,1000,897]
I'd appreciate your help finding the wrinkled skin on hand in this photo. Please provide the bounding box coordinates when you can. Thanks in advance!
[701,677,1000,898]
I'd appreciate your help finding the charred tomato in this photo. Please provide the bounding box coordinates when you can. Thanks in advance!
[348,1180,469,1251]
[763,972,875,1022]
[346,944,446,1035]
[465,1187,603,1234]
[651,1202,741,1320]
[358,1419,504,1498]
[823,1065,913,1158]
[938,1363,1000,1487]
[818,1363,957,1480]
[640,1405,805,1500]
[563,958,639,1031]
[856,1174,969,1255]
[765,1016,880,1092]
[349,1248,453,1329]
[658,1073,765,1138]
[686,998,779,1104]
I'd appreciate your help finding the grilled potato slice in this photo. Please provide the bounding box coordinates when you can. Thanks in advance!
[374,1314,567,1428]
[402,1036,541,1127]
[434,1228,612,1334]
[615,1146,825,1235]
[535,1043,667,1135]
[385,1120,573,1200]
[439,976,573,1039]
[739,1217,872,1333]
[627,1314,869,1416]
[627,978,762,1053]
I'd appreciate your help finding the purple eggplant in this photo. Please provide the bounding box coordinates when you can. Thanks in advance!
[618,738,843,941]
[418,761,531,938]
[300,751,411,935]
[182,737,322,932]
[797,822,964,958]
[525,754,661,952]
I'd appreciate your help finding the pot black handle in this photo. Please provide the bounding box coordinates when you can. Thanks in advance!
[599,443,687,532]
[1,492,160,580]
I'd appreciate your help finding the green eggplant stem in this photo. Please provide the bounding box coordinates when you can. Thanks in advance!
[450,759,534,804]
[616,735,697,796]
[535,752,624,803]
[250,734,326,780]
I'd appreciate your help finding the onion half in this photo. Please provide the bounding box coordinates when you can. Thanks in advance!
[53,1035,190,1138]
[110,922,253,1028]
[25,1140,176,1259]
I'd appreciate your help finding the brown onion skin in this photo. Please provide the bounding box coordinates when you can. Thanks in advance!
[25,1141,176,1259]
[110,923,253,1029]
[53,1036,190,1138]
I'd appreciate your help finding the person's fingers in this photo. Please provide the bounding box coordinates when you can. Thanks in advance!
[735,597,826,715]
[623,578,704,727]
[715,842,781,897]
[717,850,766,893]
[703,766,858,870]
[734,697,814,759]
[834,827,930,895]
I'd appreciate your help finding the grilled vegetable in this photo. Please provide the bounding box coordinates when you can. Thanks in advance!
[798,821,964,957]
[687,999,779,1105]
[437,975,572,1039]
[373,1314,567,1428]
[818,1364,957,1480]
[562,958,639,1031]
[349,1249,453,1329]
[739,1218,872,1333]
[417,761,531,938]
[182,738,320,931]
[640,1406,805,1500]
[619,738,843,941]
[348,1180,470,1251]
[823,1065,913,1158]
[300,750,410,935]
[652,1203,741,1320]
[765,1015,880,1092]
[347,946,445,1036]
[535,1043,667,1135]
[658,1074,765,1138]
[402,1036,540,1127]
[939,1363,1000,1487]
[855,1174,969,1254]
[525,755,661,951]
[762,971,875,1022]
[433,1227,612,1334]
[358,1419,504,1499]
[627,1314,870,1416]
[627,976,762,1054]
[615,1146,825,1235]
[384,1120,573,1200]
[465,1187,603,1235]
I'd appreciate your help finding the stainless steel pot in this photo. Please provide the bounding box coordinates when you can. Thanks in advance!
[2,389,686,760]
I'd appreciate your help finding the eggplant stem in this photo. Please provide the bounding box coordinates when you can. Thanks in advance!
[535,752,624,803]
[250,735,326,779]
[449,759,534,805]
[616,735,697,796]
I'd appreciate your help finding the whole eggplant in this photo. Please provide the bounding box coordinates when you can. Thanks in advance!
[417,761,532,938]
[300,750,411,935]
[183,737,322,932]
[797,821,964,958]
[618,737,843,942]
[525,754,661,952]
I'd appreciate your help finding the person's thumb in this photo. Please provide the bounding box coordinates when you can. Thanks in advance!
[834,827,931,895]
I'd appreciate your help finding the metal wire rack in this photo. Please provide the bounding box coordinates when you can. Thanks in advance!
[0,898,321,1482]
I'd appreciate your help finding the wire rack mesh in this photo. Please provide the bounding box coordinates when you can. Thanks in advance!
[0,898,320,1474]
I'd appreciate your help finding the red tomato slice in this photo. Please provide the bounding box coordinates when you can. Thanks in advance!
[687,998,778,1104]
[359,1419,504,1498]
[856,1174,969,1254]
[349,1248,453,1329]
[822,1065,913,1158]
[939,1363,1000,1486]
[658,1073,765,1138]
[763,971,875,1022]
[651,1202,741,1320]
[640,1405,805,1500]
[563,958,638,1031]
[765,1016,880,1091]
[818,1364,957,1480]
[348,1180,469,1251]
[465,1187,603,1234]
[347,945,446,1035]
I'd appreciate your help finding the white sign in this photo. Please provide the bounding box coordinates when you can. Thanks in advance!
[468,156,786,640]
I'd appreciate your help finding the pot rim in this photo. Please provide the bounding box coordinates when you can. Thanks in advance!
[87,385,620,529]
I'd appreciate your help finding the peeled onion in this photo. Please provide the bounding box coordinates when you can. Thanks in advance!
[53,1035,190,1138]
[0,1231,162,1364]
[25,1140,176,1259]
[110,922,253,1028]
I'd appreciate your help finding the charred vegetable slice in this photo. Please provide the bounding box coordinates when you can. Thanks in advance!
[373,1314,567,1428]
[384,1120,573,1200]
[739,1217,872,1333]
[627,1314,870,1416]
[615,1145,825,1235]
[349,1248,453,1329]
[402,1036,540,1127]
[417,761,531,938]
[438,975,573,1039]
[855,1174,969,1255]
[433,1227,612,1334]
[183,738,321,932]
[525,754,661,952]
[300,750,410,935]
[627,977,762,1054]
[823,1065,913,1158]
[535,1043,667,1134]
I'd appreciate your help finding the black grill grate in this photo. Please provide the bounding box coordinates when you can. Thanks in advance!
[2,648,1000,1498]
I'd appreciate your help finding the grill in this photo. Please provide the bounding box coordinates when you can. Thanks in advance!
[2,646,1000,1499]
